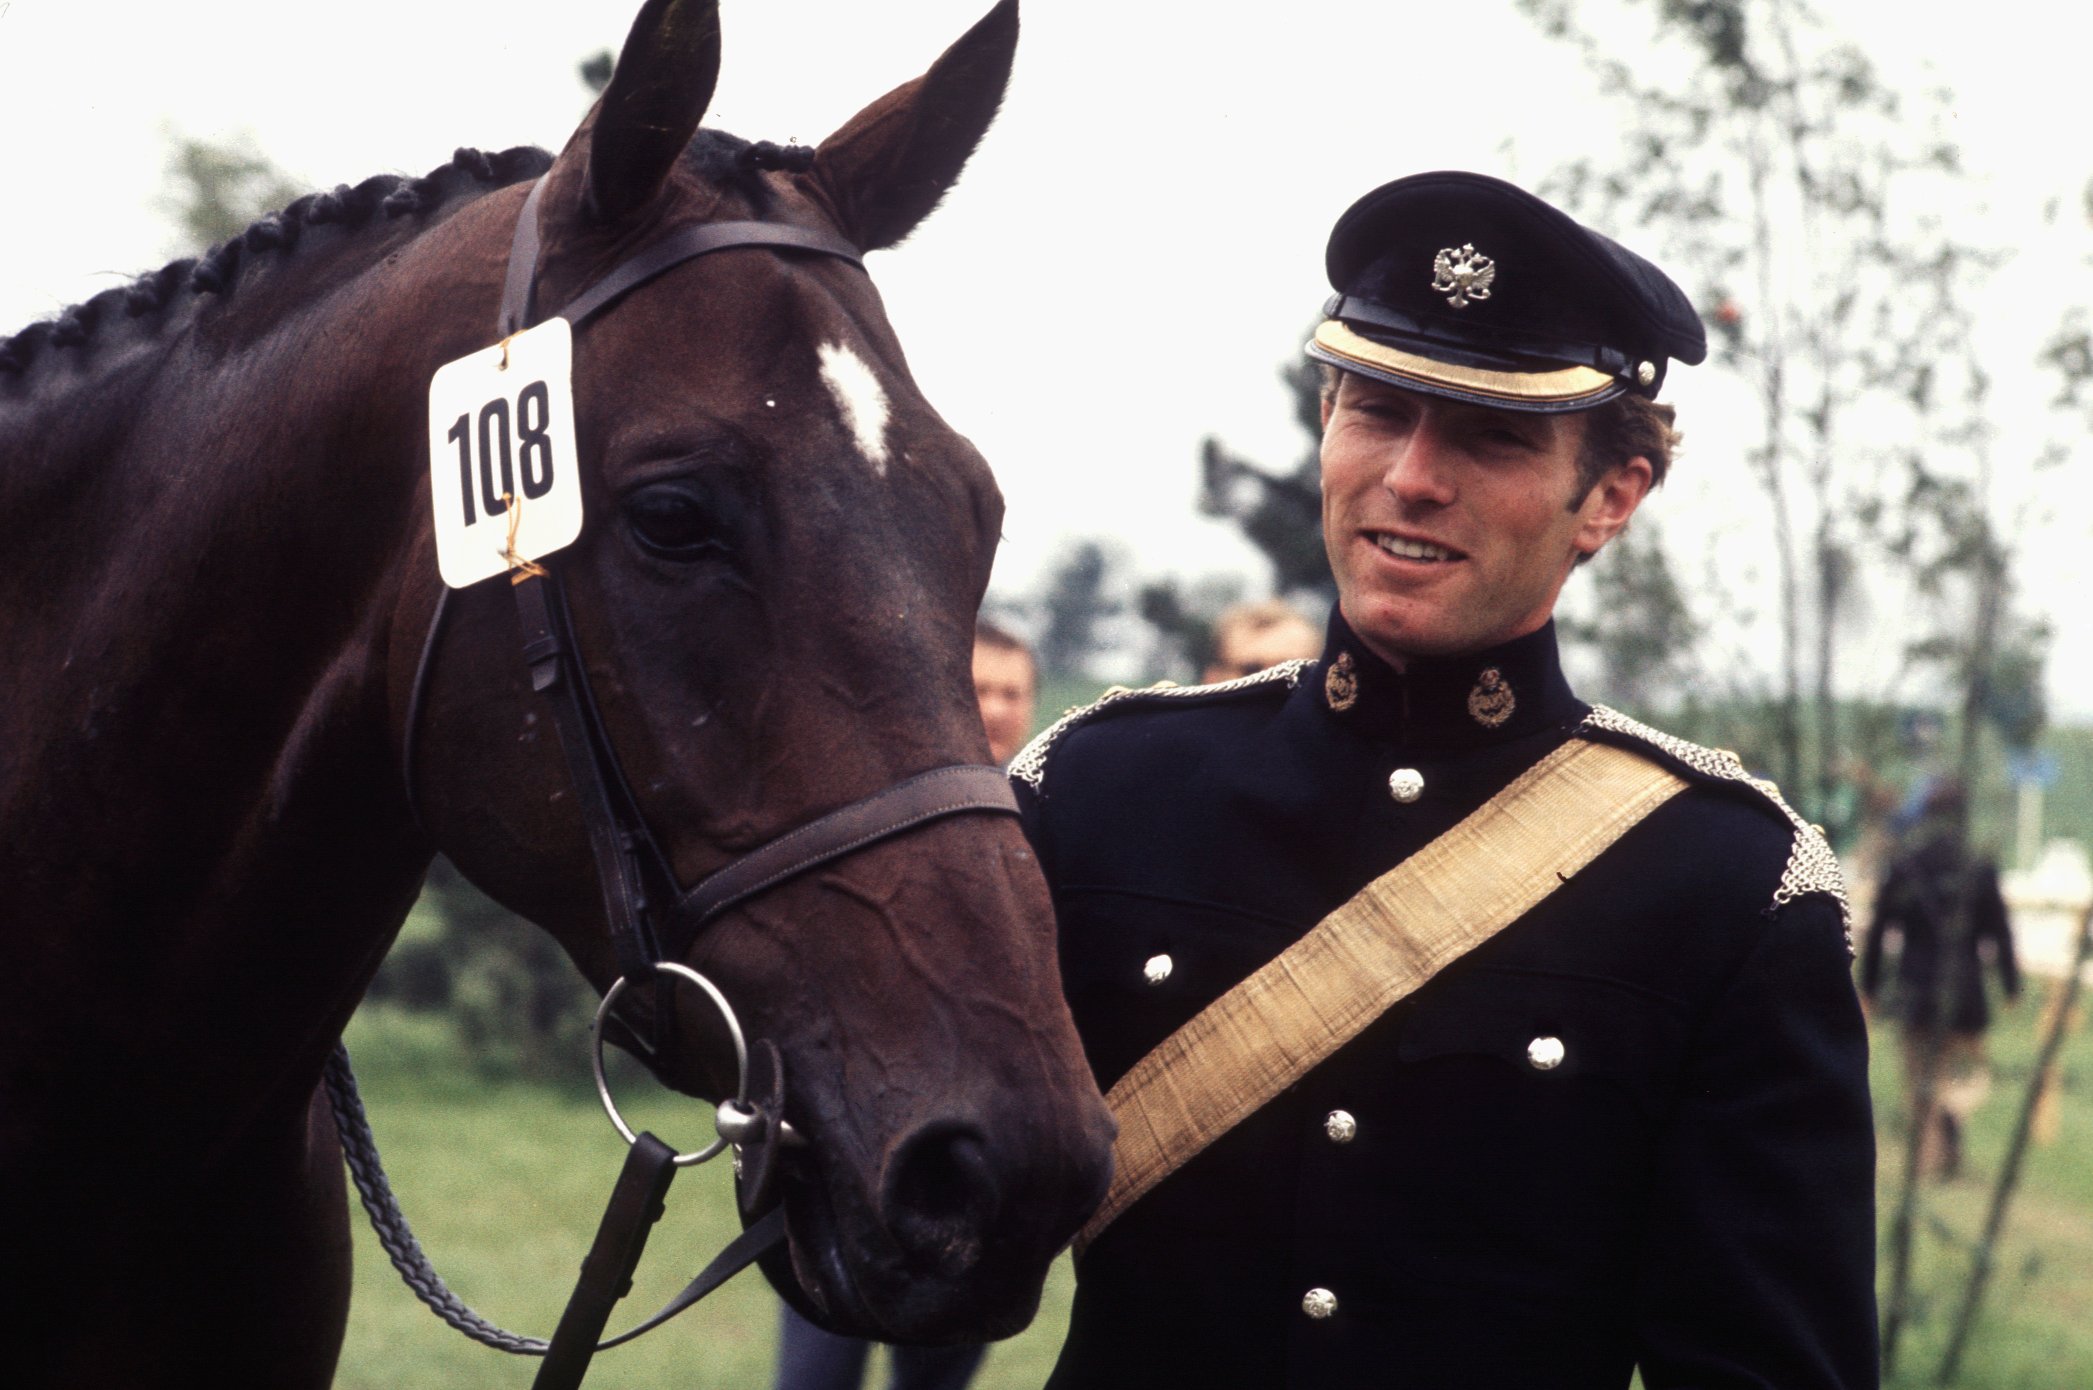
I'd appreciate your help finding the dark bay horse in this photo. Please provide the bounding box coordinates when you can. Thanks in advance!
[0,1,1113,1382]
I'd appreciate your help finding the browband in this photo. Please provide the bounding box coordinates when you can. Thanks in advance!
[498,175,865,338]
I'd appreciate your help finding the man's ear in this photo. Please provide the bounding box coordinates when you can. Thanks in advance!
[1572,455,1654,558]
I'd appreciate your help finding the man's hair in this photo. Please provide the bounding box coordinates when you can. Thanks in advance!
[1574,392,1680,503]
[975,617,1035,665]
[1316,363,1681,507]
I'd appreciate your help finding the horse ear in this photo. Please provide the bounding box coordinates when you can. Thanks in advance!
[811,0,1019,252]
[587,0,723,225]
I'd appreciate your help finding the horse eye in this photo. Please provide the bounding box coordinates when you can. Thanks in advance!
[623,485,725,561]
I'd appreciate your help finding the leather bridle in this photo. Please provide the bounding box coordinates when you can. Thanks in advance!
[383,172,1022,1386]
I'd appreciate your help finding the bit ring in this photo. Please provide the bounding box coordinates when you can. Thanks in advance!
[591,961,749,1167]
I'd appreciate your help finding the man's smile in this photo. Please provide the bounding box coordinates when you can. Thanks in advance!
[1367,530,1467,565]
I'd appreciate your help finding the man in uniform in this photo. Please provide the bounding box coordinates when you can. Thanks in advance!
[1013,173,1876,1388]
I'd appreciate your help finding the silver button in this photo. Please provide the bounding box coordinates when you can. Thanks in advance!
[1302,1287,1338,1320]
[1527,1035,1565,1070]
[1636,360,1657,386]
[1387,768,1424,803]
[1143,953,1173,985]
[1323,1110,1357,1144]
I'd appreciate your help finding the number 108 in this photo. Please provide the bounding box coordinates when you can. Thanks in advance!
[448,379,555,526]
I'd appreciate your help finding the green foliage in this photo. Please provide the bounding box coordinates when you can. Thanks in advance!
[579,49,615,96]
[158,130,302,251]
[1559,520,1702,710]
[366,858,597,1082]
[1195,332,1335,607]
[1033,539,1123,678]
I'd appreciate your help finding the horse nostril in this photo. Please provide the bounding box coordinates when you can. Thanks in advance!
[881,1122,1000,1278]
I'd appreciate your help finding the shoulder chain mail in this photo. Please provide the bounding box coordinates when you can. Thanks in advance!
[1008,660,1310,791]
[1580,704,1852,949]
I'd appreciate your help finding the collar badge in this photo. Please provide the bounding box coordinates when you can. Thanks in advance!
[1431,243,1496,309]
[1324,651,1359,713]
[1467,666,1515,728]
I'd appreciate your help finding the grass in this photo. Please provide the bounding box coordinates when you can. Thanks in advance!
[1875,980,2093,1389]
[334,1007,1075,1389]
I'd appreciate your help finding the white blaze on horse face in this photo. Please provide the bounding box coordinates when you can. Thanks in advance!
[817,342,891,475]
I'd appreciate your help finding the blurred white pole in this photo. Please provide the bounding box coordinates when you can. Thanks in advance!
[2015,780,2043,871]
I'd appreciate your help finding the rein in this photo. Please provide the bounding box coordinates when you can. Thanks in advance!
[339,173,1022,1387]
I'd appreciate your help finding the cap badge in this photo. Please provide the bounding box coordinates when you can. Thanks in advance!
[1324,651,1359,713]
[1467,666,1515,728]
[1431,243,1496,309]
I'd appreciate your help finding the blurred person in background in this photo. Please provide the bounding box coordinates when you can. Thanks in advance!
[1861,777,2020,1179]
[1201,600,1321,684]
[772,623,1036,1390]
[973,619,1038,767]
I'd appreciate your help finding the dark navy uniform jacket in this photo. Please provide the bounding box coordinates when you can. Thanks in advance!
[1015,616,1876,1390]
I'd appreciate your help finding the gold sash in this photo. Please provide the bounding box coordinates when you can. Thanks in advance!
[1076,737,1688,1251]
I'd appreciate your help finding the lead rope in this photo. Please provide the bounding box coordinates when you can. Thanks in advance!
[325,1044,553,1353]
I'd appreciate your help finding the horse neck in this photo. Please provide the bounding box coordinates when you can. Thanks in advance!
[0,196,521,1128]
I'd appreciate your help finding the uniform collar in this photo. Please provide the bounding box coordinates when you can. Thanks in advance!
[1310,610,1581,751]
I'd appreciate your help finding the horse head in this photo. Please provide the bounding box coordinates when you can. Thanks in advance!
[401,0,1111,1341]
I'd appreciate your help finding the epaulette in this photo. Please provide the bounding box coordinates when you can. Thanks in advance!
[1008,660,1312,792]
[1577,704,1852,949]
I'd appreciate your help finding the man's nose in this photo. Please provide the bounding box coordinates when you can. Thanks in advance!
[1382,423,1457,507]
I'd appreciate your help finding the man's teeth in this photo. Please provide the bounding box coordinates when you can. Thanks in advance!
[1375,535,1457,562]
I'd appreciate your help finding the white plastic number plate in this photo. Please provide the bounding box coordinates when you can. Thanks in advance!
[427,319,582,589]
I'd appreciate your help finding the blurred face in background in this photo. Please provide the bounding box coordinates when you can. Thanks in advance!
[974,640,1038,765]
[1202,609,1320,684]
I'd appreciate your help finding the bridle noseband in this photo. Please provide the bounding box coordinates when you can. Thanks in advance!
[379,172,1022,1383]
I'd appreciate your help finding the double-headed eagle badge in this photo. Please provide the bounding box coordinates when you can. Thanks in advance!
[1431,244,1495,309]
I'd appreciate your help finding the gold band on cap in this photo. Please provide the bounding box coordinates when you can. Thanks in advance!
[1311,320,1617,406]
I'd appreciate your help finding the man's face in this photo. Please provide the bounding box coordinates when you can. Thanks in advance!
[1319,373,1650,666]
[973,642,1037,765]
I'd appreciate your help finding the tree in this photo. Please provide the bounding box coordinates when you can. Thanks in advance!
[158,131,303,252]
[1558,520,1701,711]
[1197,342,1337,607]
[1034,538,1124,678]
[1520,0,2000,819]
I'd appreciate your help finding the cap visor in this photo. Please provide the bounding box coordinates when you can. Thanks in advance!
[1309,320,1623,413]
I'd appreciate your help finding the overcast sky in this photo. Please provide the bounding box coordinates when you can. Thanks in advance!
[3,0,2088,714]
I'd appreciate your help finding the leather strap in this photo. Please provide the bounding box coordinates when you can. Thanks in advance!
[496,175,862,338]
[499,176,551,337]
[596,1206,787,1349]
[1075,737,1689,1251]
[562,221,862,328]
[678,765,1019,930]
[513,571,662,987]
[532,1132,679,1390]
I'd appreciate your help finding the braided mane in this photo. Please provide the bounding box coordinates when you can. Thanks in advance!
[0,145,554,377]
[0,129,818,380]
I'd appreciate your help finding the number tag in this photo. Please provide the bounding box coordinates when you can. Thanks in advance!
[426,319,582,589]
